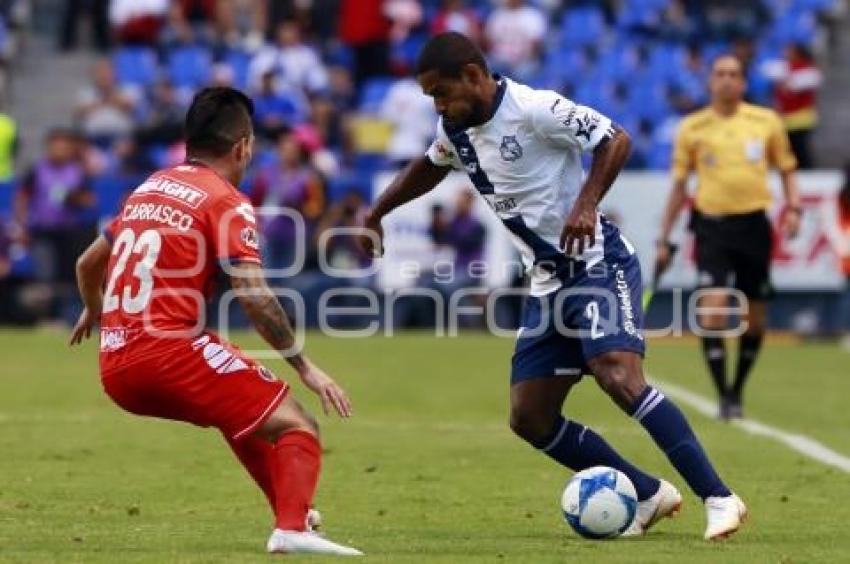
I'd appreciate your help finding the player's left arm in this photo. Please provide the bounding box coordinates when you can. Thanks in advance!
[228,262,352,417]
[769,113,803,238]
[560,127,632,255]
[215,195,351,417]
[69,234,111,345]
[530,95,631,255]
[778,169,802,238]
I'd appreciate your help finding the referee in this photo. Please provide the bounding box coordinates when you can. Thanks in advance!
[655,54,802,420]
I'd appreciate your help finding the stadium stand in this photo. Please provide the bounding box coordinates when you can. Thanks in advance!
[2,0,848,328]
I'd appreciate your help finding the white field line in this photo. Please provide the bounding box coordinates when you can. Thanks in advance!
[649,376,850,474]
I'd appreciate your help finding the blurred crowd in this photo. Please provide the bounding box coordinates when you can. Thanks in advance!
[0,0,848,330]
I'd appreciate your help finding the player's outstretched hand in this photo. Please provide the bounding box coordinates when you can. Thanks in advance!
[298,360,353,418]
[358,212,384,259]
[69,307,98,346]
[560,199,596,257]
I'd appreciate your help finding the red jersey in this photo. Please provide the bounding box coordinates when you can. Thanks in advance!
[99,163,261,374]
[775,57,821,131]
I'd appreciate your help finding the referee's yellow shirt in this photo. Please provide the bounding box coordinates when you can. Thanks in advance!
[671,103,797,216]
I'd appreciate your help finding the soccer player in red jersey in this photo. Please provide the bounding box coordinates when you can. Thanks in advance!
[70,87,362,556]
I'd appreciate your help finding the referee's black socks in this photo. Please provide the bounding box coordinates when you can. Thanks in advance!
[732,333,764,401]
[700,337,727,398]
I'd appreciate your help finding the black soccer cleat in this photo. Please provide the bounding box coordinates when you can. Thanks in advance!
[718,396,732,421]
[726,397,744,420]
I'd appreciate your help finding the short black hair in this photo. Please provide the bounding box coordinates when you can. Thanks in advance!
[184,87,254,157]
[415,32,488,78]
[710,52,744,72]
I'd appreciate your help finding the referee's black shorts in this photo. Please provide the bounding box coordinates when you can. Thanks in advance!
[689,209,774,301]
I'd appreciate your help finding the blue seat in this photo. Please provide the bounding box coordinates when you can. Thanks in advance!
[391,33,427,72]
[146,145,172,170]
[358,78,394,114]
[327,173,371,203]
[542,48,589,89]
[646,43,685,84]
[222,48,252,90]
[626,77,671,122]
[616,115,642,143]
[646,115,681,169]
[92,173,139,221]
[253,147,278,170]
[0,17,8,55]
[597,45,640,83]
[768,10,817,45]
[645,139,672,169]
[323,43,354,71]
[616,0,665,32]
[166,45,213,88]
[353,154,386,178]
[0,179,15,219]
[792,0,835,13]
[746,66,775,106]
[113,46,159,87]
[670,71,706,104]
[574,75,614,110]
[561,7,607,48]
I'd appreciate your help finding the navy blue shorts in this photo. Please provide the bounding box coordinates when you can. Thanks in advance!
[511,224,646,384]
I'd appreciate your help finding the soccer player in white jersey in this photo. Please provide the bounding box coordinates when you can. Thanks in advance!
[359,32,746,540]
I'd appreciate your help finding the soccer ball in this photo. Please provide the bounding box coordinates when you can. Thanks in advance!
[561,466,638,539]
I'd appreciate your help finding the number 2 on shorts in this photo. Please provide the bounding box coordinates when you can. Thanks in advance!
[584,301,604,340]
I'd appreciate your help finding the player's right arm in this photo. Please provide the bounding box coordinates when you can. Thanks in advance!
[359,130,454,257]
[229,261,352,417]
[656,119,694,271]
[69,234,111,345]
[655,178,688,271]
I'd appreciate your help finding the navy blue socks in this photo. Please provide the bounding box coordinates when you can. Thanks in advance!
[632,386,731,499]
[536,416,661,501]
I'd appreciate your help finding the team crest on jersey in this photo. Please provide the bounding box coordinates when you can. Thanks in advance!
[240,226,259,249]
[499,135,523,162]
[257,365,278,383]
[435,141,455,160]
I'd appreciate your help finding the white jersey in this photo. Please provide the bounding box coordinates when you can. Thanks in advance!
[425,76,621,296]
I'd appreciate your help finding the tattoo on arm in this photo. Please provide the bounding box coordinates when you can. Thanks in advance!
[230,264,306,371]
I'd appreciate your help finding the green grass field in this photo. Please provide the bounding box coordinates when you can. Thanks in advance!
[1,329,848,563]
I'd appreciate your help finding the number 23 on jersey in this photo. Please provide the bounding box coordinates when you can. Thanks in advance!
[103,228,162,314]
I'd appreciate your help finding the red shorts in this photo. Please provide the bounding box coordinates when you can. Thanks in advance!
[101,332,288,441]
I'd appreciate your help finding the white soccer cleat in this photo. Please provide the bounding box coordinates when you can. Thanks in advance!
[266,529,363,556]
[622,479,682,536]
[704,493,747,541]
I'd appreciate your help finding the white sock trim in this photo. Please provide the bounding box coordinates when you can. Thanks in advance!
[632,388,658,420]
[635,391,666,422]
[541,419,570,453]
